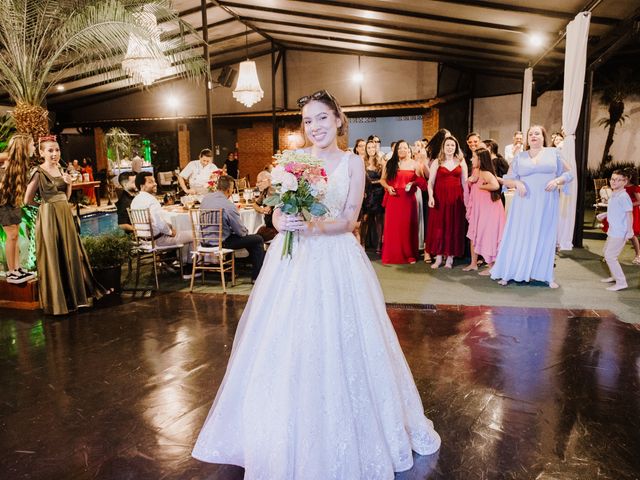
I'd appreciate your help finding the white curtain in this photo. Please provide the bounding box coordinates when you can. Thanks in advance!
[557,12,591,250]
[521,67,533,133]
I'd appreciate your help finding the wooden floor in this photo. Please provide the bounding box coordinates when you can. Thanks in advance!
[1,292,639,479]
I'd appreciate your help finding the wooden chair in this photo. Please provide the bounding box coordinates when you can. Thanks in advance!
[127,208,184,291]
[188,208,235,293]
[592,178,610,226]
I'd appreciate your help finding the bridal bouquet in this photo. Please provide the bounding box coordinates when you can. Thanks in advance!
[264,150,329,258]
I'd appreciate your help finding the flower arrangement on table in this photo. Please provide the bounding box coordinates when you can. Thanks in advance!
[264,150,329,258]
[207,170,222,192]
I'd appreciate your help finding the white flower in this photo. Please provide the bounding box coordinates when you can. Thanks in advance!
[271,165,287,184]
[280,172,299,193]
[310,181,328,197]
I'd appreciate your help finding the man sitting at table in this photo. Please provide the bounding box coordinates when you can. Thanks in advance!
[178,148,219,195]
[131,172,193,277]
[116,171,137,233]
[201,175,264,283]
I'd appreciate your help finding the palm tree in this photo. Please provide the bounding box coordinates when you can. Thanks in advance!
[105,127,133,168]
[0,0,208,140]
[597,67,640,171]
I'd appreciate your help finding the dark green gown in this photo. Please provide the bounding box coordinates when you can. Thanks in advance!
[31,167,106,315]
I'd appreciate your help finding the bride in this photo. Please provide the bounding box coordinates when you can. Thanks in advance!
[192,90,440,479]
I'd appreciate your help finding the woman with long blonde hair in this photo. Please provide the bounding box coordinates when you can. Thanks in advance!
[0,134,36,284]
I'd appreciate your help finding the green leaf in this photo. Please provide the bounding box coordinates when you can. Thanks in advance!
[263,194,281,207]
[281,203,298,215]
[309,202,328,217]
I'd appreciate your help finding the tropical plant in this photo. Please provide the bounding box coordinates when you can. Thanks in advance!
[0,0,208,140]
[105,127,132,167]
[0,114,16,151]
[597,67,640,171]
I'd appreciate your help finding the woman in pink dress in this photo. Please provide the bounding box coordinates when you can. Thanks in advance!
[379,140,427,264]
[463,147,506,273]
[425,136,468,269]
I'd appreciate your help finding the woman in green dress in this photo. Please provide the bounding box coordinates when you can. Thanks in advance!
[23,135,106,315]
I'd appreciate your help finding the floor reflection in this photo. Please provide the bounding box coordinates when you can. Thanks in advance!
[0,294,638,479]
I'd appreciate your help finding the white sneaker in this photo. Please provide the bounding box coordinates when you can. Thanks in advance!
[17,267,36,280]
[606,283,627,291]
[182,272,202,280]
[5,271,30,285]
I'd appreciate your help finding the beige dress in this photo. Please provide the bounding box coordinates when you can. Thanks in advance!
[31,167,105,315]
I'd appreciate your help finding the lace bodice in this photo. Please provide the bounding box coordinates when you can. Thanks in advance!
[322,153,351,219]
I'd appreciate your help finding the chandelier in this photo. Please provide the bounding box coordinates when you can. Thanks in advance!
[122,7,170,86]
[232,27,264,107]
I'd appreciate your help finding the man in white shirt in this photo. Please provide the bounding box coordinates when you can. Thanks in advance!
[504,131,524,165]
[131,172,193,263]
[178,148,219,195]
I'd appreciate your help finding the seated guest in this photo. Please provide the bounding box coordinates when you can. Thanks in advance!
[179,148,219,195]
[116,171,137,233]
[130,171,193,256]
[253,170,277,242]
[201,175,264,282]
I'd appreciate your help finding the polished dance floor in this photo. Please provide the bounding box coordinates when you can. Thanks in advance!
[1,292,639,480]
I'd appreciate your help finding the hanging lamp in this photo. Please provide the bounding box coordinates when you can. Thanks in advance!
[122,6,170,86]
[232,27,264,107]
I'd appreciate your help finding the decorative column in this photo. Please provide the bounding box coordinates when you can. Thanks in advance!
[178,123,191,169]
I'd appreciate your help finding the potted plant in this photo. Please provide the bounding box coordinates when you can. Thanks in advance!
[82,230,133,293]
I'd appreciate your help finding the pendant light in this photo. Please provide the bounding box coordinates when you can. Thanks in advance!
[232,26,264,107]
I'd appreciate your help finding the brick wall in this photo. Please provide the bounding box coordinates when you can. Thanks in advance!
[422,107,440,139]
[178,123,190,169]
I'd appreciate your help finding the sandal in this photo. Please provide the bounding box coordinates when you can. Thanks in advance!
[633,256,640,265]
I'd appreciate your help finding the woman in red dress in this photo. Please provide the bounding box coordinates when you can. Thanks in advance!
[425,136,468,269]
[379,140,427,264]
[81,157,96,204]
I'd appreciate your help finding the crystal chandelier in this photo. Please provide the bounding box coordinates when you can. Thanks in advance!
[122,7,170,86]
[232,27,264,107]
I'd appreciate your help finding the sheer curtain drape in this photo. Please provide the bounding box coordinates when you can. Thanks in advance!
[521,67,533,133]
[557,12,591,250]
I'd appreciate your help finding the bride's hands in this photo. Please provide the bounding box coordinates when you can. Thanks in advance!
[281,214,309,233]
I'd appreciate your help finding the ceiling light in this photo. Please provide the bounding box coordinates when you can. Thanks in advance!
[233,27,264,107]
[352,72,364,83]
[167,95,179,109]
[528,33,545,48]
[56,85,65,91]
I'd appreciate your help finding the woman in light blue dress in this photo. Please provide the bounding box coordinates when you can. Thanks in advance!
[491,125,572,288]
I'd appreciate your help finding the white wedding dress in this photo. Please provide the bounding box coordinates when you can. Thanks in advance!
[192,153,440,479]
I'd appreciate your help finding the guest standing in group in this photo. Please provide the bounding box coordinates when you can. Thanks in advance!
[425,136,468,269]
[619,167,640,264]
[598,170,634,291]
[362,139,385,253]
[463,148,505,273]
[379,140,427,264]
[464,132,480,172]
[491,125,572,288]
[23,135,107,315]
[422,129,450,263]
[0,134,36,284]
[504,131,524,165]
[353,138,366,159]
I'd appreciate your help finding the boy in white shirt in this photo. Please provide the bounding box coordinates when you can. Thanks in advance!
[598,170,634,291]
